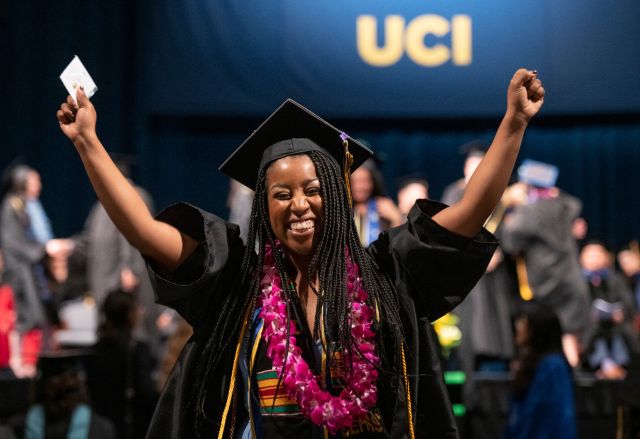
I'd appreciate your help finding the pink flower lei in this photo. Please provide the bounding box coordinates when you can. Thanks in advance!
[258,243,380,434]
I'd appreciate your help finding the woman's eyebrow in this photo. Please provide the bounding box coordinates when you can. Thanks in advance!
[269,183,290,191]
[269,178,319,191]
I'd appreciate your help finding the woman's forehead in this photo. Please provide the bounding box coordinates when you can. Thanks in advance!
[266,155,318,183]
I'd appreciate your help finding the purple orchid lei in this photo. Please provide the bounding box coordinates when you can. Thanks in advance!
[258,243,380,434]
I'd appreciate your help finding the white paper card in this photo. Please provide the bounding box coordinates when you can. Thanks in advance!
[59,55,98,104]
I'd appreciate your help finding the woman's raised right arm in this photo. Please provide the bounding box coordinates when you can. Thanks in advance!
[56,88,198,272]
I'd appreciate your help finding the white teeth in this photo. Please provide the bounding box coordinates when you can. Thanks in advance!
[290,220,314,231]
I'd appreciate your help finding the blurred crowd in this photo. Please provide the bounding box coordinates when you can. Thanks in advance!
[0,143,639,438]
[0,160,189,439]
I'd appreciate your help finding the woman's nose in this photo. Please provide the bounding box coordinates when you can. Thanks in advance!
[291,194,310,214]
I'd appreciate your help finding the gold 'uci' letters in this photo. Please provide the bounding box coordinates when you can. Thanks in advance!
[356,14,472,67]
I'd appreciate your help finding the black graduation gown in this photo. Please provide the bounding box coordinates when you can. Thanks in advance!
[144,199,497,438]
[500,193,590,334]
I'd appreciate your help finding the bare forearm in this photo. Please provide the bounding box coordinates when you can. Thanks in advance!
[464,114,527,222]
[433,114,526,237]
[58,90,196,270]
[74,135,191,270]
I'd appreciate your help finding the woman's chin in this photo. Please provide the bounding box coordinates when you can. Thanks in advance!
[281,237,316,259]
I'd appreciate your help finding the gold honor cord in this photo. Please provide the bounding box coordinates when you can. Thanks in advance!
[516,256,533,301]
[374,300,416,439]
[401,344,416,439]
[248,324,264,438]
[343,138,354,208]
[218,306,252,439]
[320,307,329,439]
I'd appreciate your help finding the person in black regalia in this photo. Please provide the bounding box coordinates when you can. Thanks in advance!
[56,69,544,438]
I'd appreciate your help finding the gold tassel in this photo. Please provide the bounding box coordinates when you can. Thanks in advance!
[483,202,507,234]
[401,344,416,439]
[343,137,354,208]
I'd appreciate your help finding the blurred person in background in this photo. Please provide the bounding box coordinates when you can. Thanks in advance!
[579,240,639,379]
[19,352,115,439]
[396,177,429,216]
[70,156,166,360]
[85,289,158,439]
[456,246,518,373]
[0,249,18,376]
[455,215,519,416]
[351,157,403,246]
[227,178,255,244]
[441,140,487,206]
[617,241,640,331]
[441,145,519,377]
[500,161,589,367]
[0,165,74,376]
[505,303,576,439]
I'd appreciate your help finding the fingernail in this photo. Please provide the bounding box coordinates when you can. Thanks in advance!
[531,70,538,75]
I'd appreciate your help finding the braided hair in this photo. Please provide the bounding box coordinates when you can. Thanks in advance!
[193,151,405,435]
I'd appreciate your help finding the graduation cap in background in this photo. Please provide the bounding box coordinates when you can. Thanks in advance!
[396,173,430,192]
[517,159,559,188]
[36,350,87,380]
[580,237,612,253]
[459,139,489,159]
[0,156,29,200]
[110,152,137,179]
[219,99,372,192]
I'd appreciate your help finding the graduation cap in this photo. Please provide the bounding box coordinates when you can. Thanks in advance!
[517,159,559,188]
[458,139,489,159]
[36,350,86,379]
[219,99,372,191]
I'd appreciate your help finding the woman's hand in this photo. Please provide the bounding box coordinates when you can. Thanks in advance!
[506,69,545,125]
[56,88,97,146]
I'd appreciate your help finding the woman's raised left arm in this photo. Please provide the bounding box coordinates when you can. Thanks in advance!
[433,68,544,237]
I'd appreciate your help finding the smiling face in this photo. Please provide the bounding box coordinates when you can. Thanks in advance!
[266,154,323,257]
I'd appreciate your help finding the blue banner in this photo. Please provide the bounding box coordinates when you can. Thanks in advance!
[141,0,640,117]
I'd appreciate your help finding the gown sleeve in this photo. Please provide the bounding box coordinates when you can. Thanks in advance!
[367,199,498,321]
[144,203,245,332]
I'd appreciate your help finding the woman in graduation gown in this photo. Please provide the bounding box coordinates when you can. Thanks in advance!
[56,69,544,438]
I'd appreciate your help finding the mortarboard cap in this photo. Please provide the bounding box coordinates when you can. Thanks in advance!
[36,350,87,379]
[219,99,372,189]
[517,159,559,188]
[458,139,489,158]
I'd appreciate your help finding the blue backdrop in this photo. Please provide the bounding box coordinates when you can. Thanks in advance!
[0,1,639,249]
[142,0,640,117]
